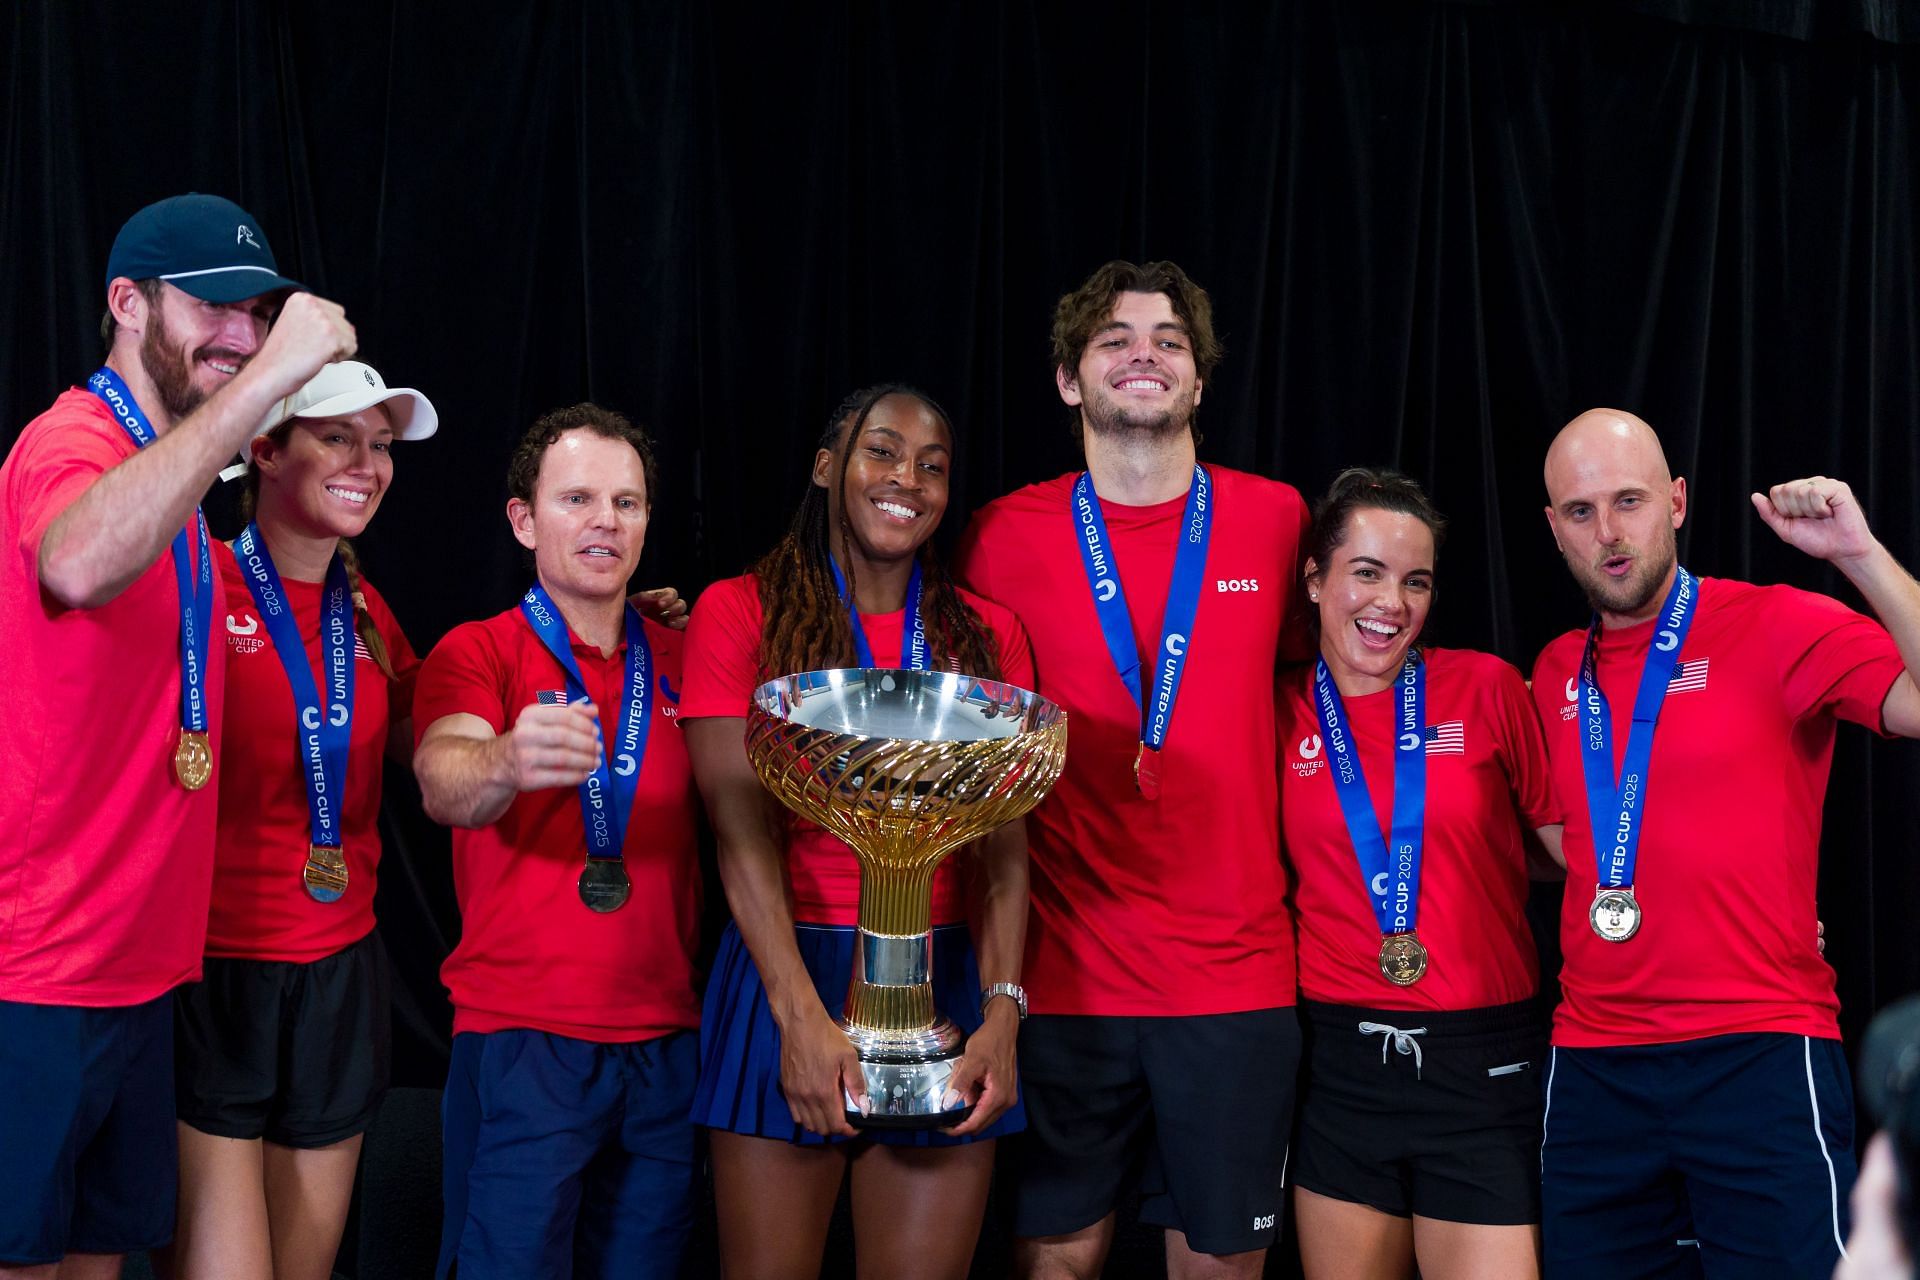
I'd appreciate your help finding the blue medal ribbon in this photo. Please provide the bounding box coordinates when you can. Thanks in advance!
[519,584,652,863]
[1312,654,1428,937]
[1578,568,1699,891]
[1070,464,1213,759]
[829,557,927,670]
[86,367,212,737]
[234,523,354,852]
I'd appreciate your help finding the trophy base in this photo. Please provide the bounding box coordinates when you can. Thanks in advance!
[844,1051,976,1131]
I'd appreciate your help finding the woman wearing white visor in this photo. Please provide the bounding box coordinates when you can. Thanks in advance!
[165,361,436,1280]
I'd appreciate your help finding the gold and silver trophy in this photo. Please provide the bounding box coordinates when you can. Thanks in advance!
[747,668,1067,1129]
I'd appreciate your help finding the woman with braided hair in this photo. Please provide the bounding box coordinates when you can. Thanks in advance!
[165,361,436,1280]
[681,384,1034,1277]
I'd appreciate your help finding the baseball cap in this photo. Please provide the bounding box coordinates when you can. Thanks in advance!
[106,193,306,304]
[218,361,439,481]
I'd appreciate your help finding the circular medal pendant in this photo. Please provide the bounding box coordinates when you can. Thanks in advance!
[578,860,632,913]
[1378,933,1429,987]
[1589,887,1642,942]
[173,730,213,791]
[303,845,349,903]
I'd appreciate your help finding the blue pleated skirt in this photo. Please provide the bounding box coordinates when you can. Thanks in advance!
[691,921,1026,1146]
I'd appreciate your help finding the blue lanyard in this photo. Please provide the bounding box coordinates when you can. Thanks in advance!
[1312,654,1428,936]
[234,523,354,851]
[1070,464,1213,751]
[828,557,927,670]
[85,367,212,735]
[519,584,652,862]
[1578,568,1698,890]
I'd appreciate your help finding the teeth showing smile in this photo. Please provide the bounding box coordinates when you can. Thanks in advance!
[582,547,616,557]
[207,360,240,376]
[1356,618,1400,636]
[325,486,368,505]
[1117,378,1167,391]
[873,500,918,520]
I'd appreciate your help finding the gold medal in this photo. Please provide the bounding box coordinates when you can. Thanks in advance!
[1378,933,1429,987]
[303,845,348,903]
[1589,887,1642,942]
[173,730,212,791]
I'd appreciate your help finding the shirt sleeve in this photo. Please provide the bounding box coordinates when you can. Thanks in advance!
[1768,585,1905,734]
[1277,485,1316,665]
[986,598,1036,689]
[11,419,130,579]
[414,621,510,743]
[359,577,422,725]
[679,576,764,719]
[1487,655,1560,828]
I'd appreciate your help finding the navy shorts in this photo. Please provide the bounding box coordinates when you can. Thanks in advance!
[174,928,391,1147]
[1294,999,1545,1225]
[0,994,176,1265]
[1542,1033,1855,1279]
[1007,1007,1301,1257]
[692,921,1026,1146]
[438,1027,699,1280]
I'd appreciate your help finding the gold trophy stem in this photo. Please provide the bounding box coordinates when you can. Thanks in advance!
[844,862,941,1033]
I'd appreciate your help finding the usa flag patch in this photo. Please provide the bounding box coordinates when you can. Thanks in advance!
[354,635,373,662]
[1423,721,1465,756]
[1667,658,1709,693]
[536,689,569,706]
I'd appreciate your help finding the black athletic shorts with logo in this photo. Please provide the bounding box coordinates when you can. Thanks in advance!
[1294,998,1546,1225]
[1007,1007,1302,1256]
[174,929,391,1149]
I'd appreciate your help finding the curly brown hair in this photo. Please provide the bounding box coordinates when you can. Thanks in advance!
[1050,260,1224,444]
[750,385,1002,682]
[506,403,658,508]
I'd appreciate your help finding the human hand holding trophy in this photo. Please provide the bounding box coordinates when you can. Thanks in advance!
[747,667,1066,1129]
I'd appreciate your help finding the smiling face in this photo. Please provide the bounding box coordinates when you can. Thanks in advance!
[813,392,951,569]
[509,427,650,607]
[252,405,395,540]
[1307,508,1436,695]
[1543,410,1687,624]
[135,282,275,421]
[1056,291,1203,442]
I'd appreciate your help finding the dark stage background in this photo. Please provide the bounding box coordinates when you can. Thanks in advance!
[6,2,1920,1276]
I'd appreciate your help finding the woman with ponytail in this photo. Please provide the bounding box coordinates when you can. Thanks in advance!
[680,385,1034,1277]
[167,361,436,1280]
[1278,467,1562,1279]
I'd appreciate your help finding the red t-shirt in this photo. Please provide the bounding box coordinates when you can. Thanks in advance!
[1277,648,1557,1011]
[678,572,1036,927]
[206,541,420,962]
[0,388,229,1005]
[955,466,1312,1016]
[414,603,702,1042]
[1531,577,1902,1047]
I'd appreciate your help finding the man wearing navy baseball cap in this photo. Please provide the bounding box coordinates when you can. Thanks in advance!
[0,193,356,1276]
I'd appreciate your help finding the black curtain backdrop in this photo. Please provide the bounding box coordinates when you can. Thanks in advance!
[7,3,1920,1275]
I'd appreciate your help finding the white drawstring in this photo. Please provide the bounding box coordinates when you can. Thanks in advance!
[1358,1021,1428,1079]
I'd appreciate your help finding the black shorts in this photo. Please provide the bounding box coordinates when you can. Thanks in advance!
[174,929,391,1148]
[1007,1007,1301,1256]
[1294,998,1545,1226]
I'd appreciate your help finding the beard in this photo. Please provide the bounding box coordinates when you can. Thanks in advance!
[1571,527,1678,617]
[139,306,212,421]
[1079,381,1196,444]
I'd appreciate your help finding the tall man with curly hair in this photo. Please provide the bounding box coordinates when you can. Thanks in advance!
[957,261,1313,1279]
[413,405,703,1279]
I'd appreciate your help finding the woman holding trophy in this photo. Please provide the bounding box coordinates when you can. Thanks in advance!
[1276,468,1562,1280]
[680,384,1035,1278]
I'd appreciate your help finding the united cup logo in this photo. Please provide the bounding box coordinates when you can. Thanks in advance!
[1291,734,1325,778]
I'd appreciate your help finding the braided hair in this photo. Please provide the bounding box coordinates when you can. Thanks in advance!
[751,384,1002,682]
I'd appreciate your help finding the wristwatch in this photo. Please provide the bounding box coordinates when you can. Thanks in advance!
[981,982,1028,1020]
